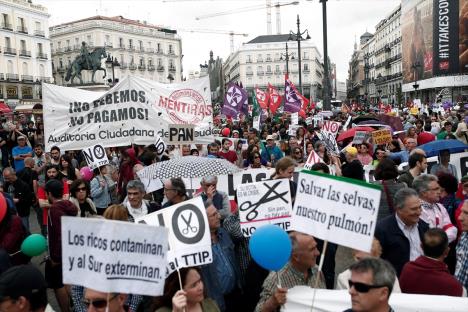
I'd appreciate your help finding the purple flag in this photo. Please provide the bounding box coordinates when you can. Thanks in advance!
[284,78,301,113]
[222,82,247,117]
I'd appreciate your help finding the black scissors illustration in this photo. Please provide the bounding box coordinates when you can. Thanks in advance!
[239,181,289,221]
[181,212,198,235]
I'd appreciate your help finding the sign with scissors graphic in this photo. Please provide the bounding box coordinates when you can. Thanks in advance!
[236,179,292,237]
[135,197,212,275]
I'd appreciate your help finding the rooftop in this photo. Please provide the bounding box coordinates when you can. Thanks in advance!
[247,34,291,44]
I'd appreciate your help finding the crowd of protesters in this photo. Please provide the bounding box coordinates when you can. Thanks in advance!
[1,107,468,312]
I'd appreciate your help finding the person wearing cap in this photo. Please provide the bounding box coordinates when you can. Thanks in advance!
[260,135,283,166]
[341,146,364,181]
[232,130,240,138]
[0,265,48,312]
[45,179,78,312]
[12,135,32,172]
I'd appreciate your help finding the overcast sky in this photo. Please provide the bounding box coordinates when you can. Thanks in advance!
[37,0,400,82]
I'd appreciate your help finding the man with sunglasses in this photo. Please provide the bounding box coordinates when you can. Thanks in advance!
[344,258,396,312]
[83,288,127,312]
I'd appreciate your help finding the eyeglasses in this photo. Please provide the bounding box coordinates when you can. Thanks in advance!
[295,151,302,154]
[77,187,87,192]
[348,280,386,293]
[254,155,261,159]
[83,294,118,309]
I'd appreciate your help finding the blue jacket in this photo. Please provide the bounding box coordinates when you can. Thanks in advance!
[90,175,111,209]
[261,145,283,164]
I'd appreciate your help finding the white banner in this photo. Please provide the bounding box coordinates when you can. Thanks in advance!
[43,75,216,151]
[304,150,323,170]
[61,217,168,296]
[291,112,299,125]
[316,131,340,155]
[82,144,109,170]
[284,286,468,312]
[135,197,212,275]
[292,171,381,252]
[237,179,292,236]
[321,120,341,135]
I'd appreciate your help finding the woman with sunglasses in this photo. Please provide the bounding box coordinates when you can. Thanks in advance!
[292,147,305,167]
[372,147,387,167]
[247,151,264,169]
[69,179,97,218]
[153,267,219,312]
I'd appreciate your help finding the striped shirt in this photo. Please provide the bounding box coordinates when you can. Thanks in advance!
[456,232,468,290]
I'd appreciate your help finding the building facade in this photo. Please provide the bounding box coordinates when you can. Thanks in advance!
[0,0,52,110]
[223,34,324,101]
[50,16,182,87]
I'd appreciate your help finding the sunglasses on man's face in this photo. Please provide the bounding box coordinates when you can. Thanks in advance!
[83,294,118,309]
[348,280,385,293]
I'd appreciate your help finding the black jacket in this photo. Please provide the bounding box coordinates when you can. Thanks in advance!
[374,214,429,277]
[4,178,33,217]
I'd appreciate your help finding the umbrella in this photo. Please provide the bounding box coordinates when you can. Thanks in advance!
[143,156,241,179]
[337,126,375,142]
[357,120,390,128]
[352,115,379,124]
[419,140,468,158]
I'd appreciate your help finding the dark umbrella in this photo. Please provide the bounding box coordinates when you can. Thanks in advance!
[337,126,375,142]
[419,140,468,157]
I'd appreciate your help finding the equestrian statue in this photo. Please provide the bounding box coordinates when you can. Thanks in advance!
[65,42,107,85]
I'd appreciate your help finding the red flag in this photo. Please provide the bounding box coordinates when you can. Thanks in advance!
[255,87,269,109]
[268,84,282,114]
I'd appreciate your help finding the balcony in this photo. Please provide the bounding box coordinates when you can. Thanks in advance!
[138,64,146,70]
[303,69,310,73]
[246,60,252,63]
[156,49,163,55]
[138,47,145,52]
[34,30,45,37]
[38,77,51,83]
[146,48,154,53]
[17,26,28,34]
[64,46,73,52]
[128,45,135,51]
[246,71,253,76]
[168,51,175,56]
[73,45,81,51]
[0,73,4,80]
[257,59,263,63]
[274,70,282,75]
[257,71,264,76]
[169,66,176,73]
[22,75,34,82]
[120,62,127,69]
[157,65,165,72]
[57,66,67,73]
[129,63,137,70]
[6,73,19,81]
[118,44,126,50]
[37,52,48,59]
[104,42,113,48]
[19,50,31,57]
[265,58,272,62]
[1,22,13,31]
[265,70,273,76]
[148,65,155,71]
[3,47,16,55]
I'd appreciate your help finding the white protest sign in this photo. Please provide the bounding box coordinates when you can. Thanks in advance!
[82,144,109,170]
[291,112,299,125]
[137,166,164,193]
[312,115,324,128]
[303,150,323,170]
[305,117,313,125]
[167,124,195,144]
[413,98,422,108]
[321,120,341,135]
[292,170,381,252]
[343,116,352,131]
[352,131,368,145]
[236,179,292,236]
[253,116,260,131]
[154,135,167,157]
[62,217,168,296]
[135,197,212,275]
[43,76,216,151]
[316,131,340,155]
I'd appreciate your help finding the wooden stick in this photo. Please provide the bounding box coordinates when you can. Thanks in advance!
[276,271,282,288]
[311,240,328,312]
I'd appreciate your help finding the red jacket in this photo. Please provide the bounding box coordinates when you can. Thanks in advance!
[48,200,78,262]
[400,256,463,296]
[0,215,29,265]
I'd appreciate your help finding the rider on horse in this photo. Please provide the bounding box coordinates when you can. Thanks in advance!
[80,42,92,69]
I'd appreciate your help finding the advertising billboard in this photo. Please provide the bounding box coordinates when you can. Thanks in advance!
[402,0,468,84]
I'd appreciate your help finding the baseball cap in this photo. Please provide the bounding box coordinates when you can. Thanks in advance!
[0,265,46,300]
[266,135,275,141]
[345,146,358,156]
[17,135,26,141]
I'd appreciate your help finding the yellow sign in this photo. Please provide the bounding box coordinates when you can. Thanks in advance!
[410,107,419,115]
[6,86,17,98]
[372,129,392,145]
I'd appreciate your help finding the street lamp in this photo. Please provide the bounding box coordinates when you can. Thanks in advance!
[105,54,120,87]
[279,42,295,76]
[288,14,310,94]
[363,52,370,109]
[320,0,331,111]
[411,61,421,99]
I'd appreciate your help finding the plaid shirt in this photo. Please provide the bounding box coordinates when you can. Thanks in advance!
[456,232,468,290]
[255,262,325,312]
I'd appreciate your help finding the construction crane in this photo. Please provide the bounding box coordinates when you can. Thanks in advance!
[194,1,299,35]
[177,28,248,53]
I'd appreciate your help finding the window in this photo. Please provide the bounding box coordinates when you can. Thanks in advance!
[120,54,124,64]
[119,38,124,48]
[59,58,63,68]
[87,35,92,45]
[148,58,153,66]
[304,63,309,71]
[20,40,26,51]
[66,40,70,48]
[157,58,162,66]
[169,45,173,54]
[139,58,144,66]
[266,65,271,72]
[266,54,271,61]
[35,21,41,30]
[2,14,9,26]
[139,40,143,49]
[7,60,13,73]
[129,39,133,48]
[157,43,161,52]
[58,41,61,48]
[246,55,251,63]
[37,43,43,53]
[5,37,11,48]
[303,51,309,59]
[39,64,45,77]
[22,62,28,75]
[275,64,280,72]
[75,38,79,46]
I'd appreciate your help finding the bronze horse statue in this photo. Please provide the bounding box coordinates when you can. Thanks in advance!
[65,47,107,85]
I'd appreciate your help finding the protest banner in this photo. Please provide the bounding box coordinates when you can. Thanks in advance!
[62,217,168,296]
[352,131,368,145]
[135,197,212,275]
[312,115,323,128]
[167,124,195,144]
[284,287,468,312]
[292,170,381,252]
[291,112,299,125]
[305,117,313,125]
[43,76,215,151]
[371,129,392,145]
[236,179,292,236]
[82,144,109,170]
[253,116,260,131]
[303,150,323,170]
[316,131,340,155]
